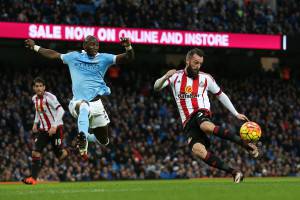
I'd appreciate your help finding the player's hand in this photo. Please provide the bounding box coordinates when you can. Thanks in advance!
[32,124,38,133]
[48,126,57,136]
[236,113,249,121]
[24,39,35,50]
[165,69,177,79]
[120,37,131,47]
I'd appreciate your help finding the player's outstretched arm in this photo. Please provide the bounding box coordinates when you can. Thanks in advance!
[216,92,249,121]
[116,37,135,64]
[154,69,176,91]
[25,39,61,60]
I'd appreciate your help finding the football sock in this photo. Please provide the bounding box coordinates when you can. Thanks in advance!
[203,151,235,174]
[31,156,41,179]
[78,103,90,137]
[213,126,251,150]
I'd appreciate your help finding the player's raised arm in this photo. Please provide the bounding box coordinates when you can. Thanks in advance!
[115,37,135,64]
[153,69,176,91]
[25,39,61,60]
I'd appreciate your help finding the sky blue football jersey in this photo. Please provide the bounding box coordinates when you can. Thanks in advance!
[61,51,116,101]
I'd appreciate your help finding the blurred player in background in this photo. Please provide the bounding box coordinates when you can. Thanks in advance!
[25,36,134,159]
[154,48,259,183]
[22,77,68,185]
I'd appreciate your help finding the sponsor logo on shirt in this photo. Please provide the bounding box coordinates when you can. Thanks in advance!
[74,62,99,70]
[177,85,200,99]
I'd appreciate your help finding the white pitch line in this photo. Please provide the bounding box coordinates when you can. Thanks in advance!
[13,188,147,195]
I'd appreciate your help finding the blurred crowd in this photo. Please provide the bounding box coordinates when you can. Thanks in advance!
[0,64,300,182]
[0,0,300,34]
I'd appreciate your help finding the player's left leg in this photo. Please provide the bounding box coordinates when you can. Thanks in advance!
[88,98,110,146]
[199,121,259,158]
[190,142,243,183]
[51,126,69,161]
[92,125,109,146]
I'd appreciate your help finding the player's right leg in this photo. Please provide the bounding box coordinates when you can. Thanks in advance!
[189,110,259,158]
[70,100,90,157]
[22,132,49,185]
[51,126,69,161]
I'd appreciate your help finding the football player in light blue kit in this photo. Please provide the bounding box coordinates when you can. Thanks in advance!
[25,36,134,159]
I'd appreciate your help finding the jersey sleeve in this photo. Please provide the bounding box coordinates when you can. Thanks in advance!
[207,75,222,95]
[60,51,77,65]
[103,53,116,65]
[47,94,62,110]
[161,73,177,89]
[32,97,39,124]
[161,78,171,88]
[101,53,116,72]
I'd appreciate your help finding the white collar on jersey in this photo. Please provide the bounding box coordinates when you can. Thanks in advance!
[81,50,100,57]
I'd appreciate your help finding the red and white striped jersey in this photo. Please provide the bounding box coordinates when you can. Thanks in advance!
[162,70,222,127]
[32,92,64,131]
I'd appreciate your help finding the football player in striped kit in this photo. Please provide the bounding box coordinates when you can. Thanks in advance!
[22,77,68,185]
[154,48,259,183]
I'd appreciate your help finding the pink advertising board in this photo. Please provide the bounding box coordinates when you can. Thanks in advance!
[0,22,282,50]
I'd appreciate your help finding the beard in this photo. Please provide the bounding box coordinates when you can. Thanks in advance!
[186,65,199,79]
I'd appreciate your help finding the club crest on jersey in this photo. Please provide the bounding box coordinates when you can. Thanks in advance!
[37,107,42,112]
[185,86,193,93]
[37,106,45,113]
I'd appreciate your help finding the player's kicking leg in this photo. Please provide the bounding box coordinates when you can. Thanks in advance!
[200,121,260,158]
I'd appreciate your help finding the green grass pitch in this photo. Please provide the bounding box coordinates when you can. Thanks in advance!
[1,178,300,200]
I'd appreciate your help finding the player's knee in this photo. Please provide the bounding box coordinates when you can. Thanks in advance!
[76,101,90,114]
[199,121,215,134]
[58,149,68,161]
[32,151,41,158]
[192,143,207,159]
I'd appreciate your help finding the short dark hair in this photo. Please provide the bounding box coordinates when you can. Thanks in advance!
[33,76,45,85]
[83,35,98,44]
[186,48,205,60]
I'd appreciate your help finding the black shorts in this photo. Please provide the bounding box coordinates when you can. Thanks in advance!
[33,126,65,157]
[183,110,212,149]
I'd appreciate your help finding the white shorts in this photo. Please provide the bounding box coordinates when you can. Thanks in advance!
[68,99,110,129]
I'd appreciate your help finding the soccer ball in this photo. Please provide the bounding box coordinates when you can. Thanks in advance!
[240,121,262,143]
